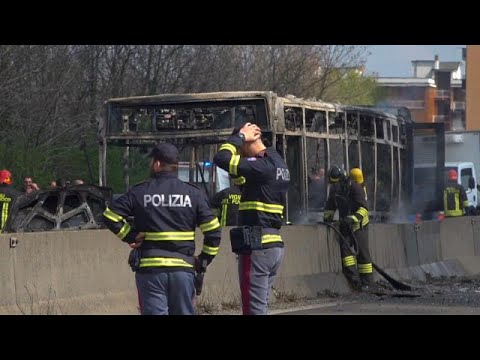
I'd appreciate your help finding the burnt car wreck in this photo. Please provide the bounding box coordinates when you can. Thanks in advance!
[4,184,112,233]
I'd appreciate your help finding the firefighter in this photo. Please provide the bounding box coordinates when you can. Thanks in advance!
[102,143,221,315]
[210,182,242,227]
[443,169,469,217]
[213,122,290,315]
[324,166,373,291]
[0,169,21,233]
[350,167,367,201]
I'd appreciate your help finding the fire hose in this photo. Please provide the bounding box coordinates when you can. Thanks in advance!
[318,221,414,291]
[193,221,416,296]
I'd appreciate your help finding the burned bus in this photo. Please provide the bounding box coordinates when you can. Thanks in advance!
[99,91,421,223]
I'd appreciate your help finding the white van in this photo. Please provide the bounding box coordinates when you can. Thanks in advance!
[413,162,478,215]
[449,162,478,208]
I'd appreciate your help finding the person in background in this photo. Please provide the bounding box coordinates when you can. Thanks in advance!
[0,169,21,233]
[443,169,469,217]
[308,168,326,211]
[210,182,242,227]
[56,179,70,188]
[22,176,40,194]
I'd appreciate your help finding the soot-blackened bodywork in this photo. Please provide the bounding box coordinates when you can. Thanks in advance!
[99,91,422,223]
[5,184,112,233]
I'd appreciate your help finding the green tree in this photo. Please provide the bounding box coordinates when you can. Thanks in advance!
[320,69,385,106]
[0,44,379,190]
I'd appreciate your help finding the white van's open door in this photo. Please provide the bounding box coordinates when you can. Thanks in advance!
[216,166,230,193]
[458,163,478,208]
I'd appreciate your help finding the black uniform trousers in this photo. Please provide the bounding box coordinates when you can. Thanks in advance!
[339,224,373,288]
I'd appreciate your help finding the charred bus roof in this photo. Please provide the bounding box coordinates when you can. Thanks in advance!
[105,91,276,106]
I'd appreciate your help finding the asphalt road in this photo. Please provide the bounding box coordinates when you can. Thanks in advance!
[199,276,480,315]
[274,301,480,315]
[270,276,480,315]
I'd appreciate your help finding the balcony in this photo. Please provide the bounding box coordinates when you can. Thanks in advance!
[387,100,425,109]
[432,115,448,122]
[451,101,466,111]
[435,89,450,99]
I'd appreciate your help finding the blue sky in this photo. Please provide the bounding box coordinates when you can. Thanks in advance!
[365,45,465,77]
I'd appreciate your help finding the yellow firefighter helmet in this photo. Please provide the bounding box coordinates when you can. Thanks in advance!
[350,167,364,184]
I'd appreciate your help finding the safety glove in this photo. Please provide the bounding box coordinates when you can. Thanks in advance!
[340,216,355,232]
[323,210,335,223]
[195,254,211,273]
[194,256,209,296]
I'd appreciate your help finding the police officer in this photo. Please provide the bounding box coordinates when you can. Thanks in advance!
[443,169,469,217]
[102,143,221,315]
[0,169,21,233]
[210,182,242,227]
[324,166,373,291]
[213,122,290,315]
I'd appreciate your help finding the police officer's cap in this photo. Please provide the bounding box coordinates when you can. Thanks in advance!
[149,143,179,164]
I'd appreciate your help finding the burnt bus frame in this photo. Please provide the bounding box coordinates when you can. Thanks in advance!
[99,91,411,222]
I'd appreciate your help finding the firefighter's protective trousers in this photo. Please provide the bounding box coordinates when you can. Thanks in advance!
[339,225,372,287]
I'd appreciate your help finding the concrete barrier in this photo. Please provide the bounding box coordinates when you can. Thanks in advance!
[0,234,16,312]
[0,230,137,314]
[1,216,480,314]
[401,224,420,267]
[473,218,480,256]
[440,217,475,259]
[273,225,349,299]
[369,223,408,269]
[193,228,239,308]
[416,221,442,264]
[197,225,350,310]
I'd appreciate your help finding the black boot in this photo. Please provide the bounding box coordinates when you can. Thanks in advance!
[343,265,362,292]
[360,274,390,294]
[360,273,373,292]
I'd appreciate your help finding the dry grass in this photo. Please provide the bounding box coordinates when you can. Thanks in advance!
[18,284,63,315]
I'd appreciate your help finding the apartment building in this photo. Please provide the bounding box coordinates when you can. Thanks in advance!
[466,45,480,130]
[377,54,465,130]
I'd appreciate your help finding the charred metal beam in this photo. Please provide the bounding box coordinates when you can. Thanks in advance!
[5,185,112,233]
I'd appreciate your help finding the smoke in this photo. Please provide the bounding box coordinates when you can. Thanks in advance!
[287,210,326,225]
[387,197,443,224]
[386,200,412,224]
[289,205,423,226]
